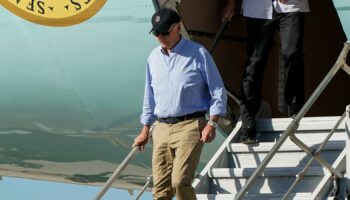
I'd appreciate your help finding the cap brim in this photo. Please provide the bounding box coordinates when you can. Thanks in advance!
[149,24,171,34]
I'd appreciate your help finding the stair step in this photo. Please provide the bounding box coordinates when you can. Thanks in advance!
[197,192,313,200]
[208,167,328,178]
[208,167,326,194]
[256,131,346,143]
[228,150,340,168]
[228,141,345,153]
[227,141,344,168]
[209,177,323,194]
[256,117,345,132]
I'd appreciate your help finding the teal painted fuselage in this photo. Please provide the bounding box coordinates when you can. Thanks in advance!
[0,0,224,190]
[333,0,350,41]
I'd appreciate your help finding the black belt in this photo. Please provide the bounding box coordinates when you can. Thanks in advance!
[158,111,206,124]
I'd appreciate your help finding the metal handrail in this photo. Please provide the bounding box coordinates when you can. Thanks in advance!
[134,175,153,200]
[235,42,350,200]
[94,147,139,200]
[209,19,230,54]
[289,132,342,178]
[226,88,240,105]
[282,112,346,200]
[347,106,350,131]
[152,0,160,11]
[94,125,155,200]
[208,19,241,105]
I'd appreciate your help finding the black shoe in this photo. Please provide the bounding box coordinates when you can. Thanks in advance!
[288,103,300,118]
[239,124,257,144]
[241,137,257,144]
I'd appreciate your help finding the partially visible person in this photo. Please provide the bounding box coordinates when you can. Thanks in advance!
[133,8,227,200]
[223,0,309,144]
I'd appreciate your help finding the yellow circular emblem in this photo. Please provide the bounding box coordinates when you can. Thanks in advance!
[1,0,107,26]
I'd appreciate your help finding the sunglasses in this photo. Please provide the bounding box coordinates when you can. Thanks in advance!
[151,30,170,37]
[151,24,176,37]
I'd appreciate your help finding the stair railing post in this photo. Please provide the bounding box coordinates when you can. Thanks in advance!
[346,105,350,176]
[283,113,346,200]
[94,147,138,200]
[289,132,343,178]
[134,175,153,200]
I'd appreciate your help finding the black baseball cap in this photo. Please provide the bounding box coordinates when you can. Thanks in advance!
[149,8,181,33]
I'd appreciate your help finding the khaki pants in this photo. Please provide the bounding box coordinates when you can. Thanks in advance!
[151,117,206,200]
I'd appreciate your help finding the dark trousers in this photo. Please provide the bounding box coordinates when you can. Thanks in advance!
[240,11,305,125]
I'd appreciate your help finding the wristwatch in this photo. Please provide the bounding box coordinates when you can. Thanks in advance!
[207,120,218,128]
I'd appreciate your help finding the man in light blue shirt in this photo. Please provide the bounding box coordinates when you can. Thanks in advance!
[133,8,227,200]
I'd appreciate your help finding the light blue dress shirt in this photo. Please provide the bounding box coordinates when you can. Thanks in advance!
[140,37,227,125]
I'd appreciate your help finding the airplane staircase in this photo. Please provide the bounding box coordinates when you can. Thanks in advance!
[193,116,348,200]
[193,42,350,200]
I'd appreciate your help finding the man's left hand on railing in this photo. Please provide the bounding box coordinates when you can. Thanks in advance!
[132,125,150,151]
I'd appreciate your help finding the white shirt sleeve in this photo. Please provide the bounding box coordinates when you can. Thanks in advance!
[242,0,310,19]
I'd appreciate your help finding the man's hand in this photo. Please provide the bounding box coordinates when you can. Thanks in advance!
[279,0,288,3]
[132,125,150,151]
[222,0,237,22]
[200,124,216,143]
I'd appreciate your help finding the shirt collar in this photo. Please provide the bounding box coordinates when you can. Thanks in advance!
[160,36,185,55]
[171,36,185,53]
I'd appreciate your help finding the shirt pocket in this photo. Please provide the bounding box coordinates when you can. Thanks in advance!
[183,70,203,89]
[181,71,204,107]
[151,77,167,105]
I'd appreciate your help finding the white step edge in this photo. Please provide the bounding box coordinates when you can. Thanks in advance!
[227,141,345,153]
[197,193,312,200]
[256,116,345,132]
[208,167,329,178]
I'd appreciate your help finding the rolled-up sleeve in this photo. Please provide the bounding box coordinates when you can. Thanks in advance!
[199,48,227,116]
[140,62,157,125]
